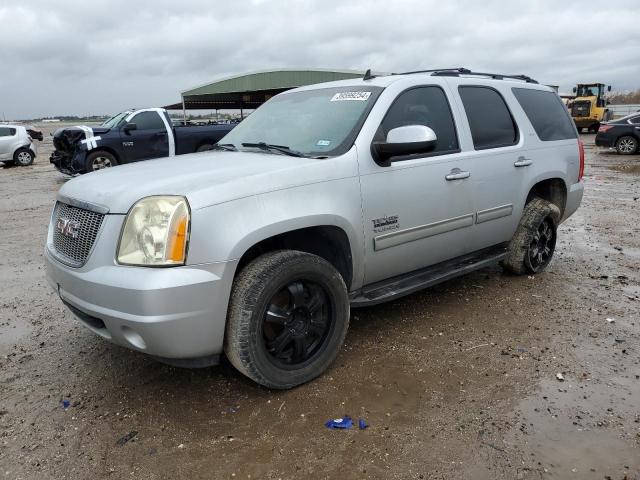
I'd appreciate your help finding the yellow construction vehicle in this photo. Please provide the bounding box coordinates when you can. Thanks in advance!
[569,83,613,133]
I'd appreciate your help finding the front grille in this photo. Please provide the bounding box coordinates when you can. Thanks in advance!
[51,202,105,267]
[572,101,591,117]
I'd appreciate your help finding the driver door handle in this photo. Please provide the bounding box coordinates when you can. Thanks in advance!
[514,156,533,167]
[445,168,471,181]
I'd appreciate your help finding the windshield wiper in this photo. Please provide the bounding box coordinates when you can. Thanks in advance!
[241,142,307,158]
[212,143,237,151]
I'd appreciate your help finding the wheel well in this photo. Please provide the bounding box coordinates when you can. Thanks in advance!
[236,226,353,289]
[198,139,214,148]
[526,178,567,218]
[88,147,120,163]
[617,133,640,142]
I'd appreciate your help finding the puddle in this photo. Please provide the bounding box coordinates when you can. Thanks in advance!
[609,163,640,175]
[510,378,639,478]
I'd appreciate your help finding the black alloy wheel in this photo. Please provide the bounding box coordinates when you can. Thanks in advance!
[525,218,556,273]
[225,250,350,389]
[261,280,332,368]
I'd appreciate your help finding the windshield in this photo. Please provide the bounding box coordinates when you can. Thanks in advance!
[576,85,602,98]
[220,86,383,157]
[101,111,131,129]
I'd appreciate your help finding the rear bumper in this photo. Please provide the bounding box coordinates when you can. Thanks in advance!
[562,181,584,223]
[595,133,615,148]
[45,247,237,359]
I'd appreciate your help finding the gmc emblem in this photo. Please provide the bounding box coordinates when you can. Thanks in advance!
[56,218,80,239]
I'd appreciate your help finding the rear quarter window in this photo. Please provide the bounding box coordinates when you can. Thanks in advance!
[512,88,577,141]
[458,86,518,150]
[0,127,16,137]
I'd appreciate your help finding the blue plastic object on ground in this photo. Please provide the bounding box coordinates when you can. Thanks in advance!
[358,418,368,430]
[61,399,70,409]
[325,416,353,429]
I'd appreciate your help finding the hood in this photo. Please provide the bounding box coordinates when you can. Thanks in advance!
[52,126,110,152]
[57,150,357,213]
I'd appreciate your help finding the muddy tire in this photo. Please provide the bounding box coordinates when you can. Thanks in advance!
[225,250,350,389]
[615,136,638,155]
[502,198,561,275]
[14,148,34,166]
[85,151,117,172]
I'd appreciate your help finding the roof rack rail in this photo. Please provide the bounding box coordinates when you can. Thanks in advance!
[430,68,538,84]
[391,68,470,76]
[390,67,538,84]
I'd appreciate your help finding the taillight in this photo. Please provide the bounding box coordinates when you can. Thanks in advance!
[578,139,585,181]
[598,124,613,132]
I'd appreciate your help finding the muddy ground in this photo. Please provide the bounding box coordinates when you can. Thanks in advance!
[0,129,638,479]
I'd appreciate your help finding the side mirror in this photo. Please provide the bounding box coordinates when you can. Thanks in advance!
[371,125,437,166]
[607,85,611,92]
[123,122,137,133]
[572,87,577,93]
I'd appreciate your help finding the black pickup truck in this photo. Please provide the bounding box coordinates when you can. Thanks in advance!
[50,108,235,174]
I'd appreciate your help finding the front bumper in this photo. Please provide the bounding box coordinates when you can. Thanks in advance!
[50,150,86,175]
[45,247,237,360]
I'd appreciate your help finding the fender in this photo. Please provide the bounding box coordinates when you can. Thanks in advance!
[187,179,366,290]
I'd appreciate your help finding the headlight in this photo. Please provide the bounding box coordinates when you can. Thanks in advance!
[117,196,190,266]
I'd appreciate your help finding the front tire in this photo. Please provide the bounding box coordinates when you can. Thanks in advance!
[85,151,117,172]
[14,148,34,166]
[225,250,350,389]
[615,136,638,155]
[502,198,561,275]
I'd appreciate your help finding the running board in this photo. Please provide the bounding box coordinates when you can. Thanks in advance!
[350,244,508,307]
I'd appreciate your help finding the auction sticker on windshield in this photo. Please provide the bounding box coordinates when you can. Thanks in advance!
[330,91,371,102]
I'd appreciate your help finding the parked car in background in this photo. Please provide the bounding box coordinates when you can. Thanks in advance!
[0,125,39,166]
[45,68,583,389]
[50,108,235,175]
[596,113,640,155]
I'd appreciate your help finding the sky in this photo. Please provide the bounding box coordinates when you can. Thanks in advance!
[1,0,639,119]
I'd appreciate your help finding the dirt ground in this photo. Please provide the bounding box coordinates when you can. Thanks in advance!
[0,128,638,480]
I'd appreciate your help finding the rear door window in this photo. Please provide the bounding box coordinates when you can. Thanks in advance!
[512,88,577,141]
[458,86,518,150]
[377,86,459,157]
[132,111,165,130]
[630,116,640,125]
[0,127,15,137]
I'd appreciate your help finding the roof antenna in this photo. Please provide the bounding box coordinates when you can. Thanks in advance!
[363,69,376,81]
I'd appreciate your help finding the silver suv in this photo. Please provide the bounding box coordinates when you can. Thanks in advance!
[45,68,584,388]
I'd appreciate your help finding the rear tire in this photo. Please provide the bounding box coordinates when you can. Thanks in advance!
[225,250,350,389]
[85,151,117,172]
[13,148,34,166]
[502,198,561,275]
[588,123,600,134]
[615,136,638,155]
[196,144,213,152]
